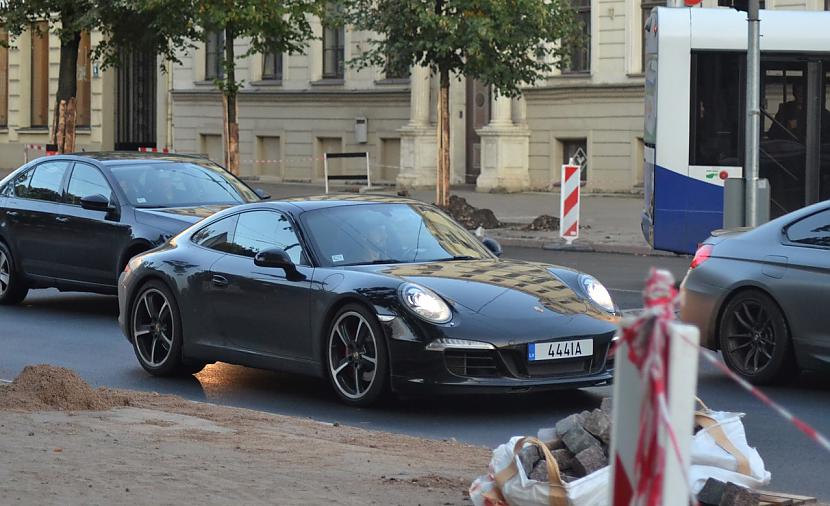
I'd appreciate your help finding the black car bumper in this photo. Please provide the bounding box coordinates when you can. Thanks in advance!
[386,330,615,395]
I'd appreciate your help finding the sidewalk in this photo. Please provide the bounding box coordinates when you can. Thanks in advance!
[253,181,673,257]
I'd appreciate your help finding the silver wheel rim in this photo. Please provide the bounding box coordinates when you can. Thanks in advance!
[0,251,9,296]
[132,288,175,367]
[328,311,378,400]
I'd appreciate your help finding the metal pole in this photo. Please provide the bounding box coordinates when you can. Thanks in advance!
[744,0,761,227]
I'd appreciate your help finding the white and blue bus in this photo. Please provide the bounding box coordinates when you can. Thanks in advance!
[642,7,830,254]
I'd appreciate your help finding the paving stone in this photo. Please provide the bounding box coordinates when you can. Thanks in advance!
[583,409,612,445]
[546,437,565,451]
[537,427,557,443]
[551,448,574,471]
[572,446,608,477]
[529,460,549,482]
[578,410,591,424]
[555,414,582,438]
[562,424,602,456]
[719,482,760,506]
[600,397,613,415]
[698,478,727,506]
[518,445,542,477]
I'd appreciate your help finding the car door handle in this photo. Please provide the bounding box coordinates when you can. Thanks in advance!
[211,275,229,288]
[55,216,69,223]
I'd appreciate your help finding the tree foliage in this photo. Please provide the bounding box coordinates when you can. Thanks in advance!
[344,0,583,97]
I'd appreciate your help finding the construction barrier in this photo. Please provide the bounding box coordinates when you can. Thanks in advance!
[23,144,57,163]
[137,147,173,154]
[559,162,581,245]
[609,269,699,506]
[324,152,371,194]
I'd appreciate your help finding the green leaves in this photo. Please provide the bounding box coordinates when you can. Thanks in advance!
[343,0,583,96]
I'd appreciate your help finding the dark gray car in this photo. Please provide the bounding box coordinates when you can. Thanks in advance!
[680,200,830,384]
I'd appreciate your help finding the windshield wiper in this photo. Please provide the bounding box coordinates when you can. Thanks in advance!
[340,259,405,266]
[432,255,478,262]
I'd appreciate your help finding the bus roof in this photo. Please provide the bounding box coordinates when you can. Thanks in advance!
[657,7,830,53]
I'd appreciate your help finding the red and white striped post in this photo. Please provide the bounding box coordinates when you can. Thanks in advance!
[609,269,699,506]
[137,147,172,154]
[559,161,581,245]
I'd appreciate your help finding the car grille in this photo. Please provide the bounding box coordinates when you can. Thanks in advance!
[445,350,500,378]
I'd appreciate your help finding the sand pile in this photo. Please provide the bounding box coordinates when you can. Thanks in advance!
[0,364,128,412]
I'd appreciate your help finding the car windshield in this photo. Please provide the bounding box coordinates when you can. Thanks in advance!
[108,161,259,208]
[302,203,493,267]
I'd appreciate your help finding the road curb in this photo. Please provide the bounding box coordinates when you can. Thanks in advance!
[487,233,686,258]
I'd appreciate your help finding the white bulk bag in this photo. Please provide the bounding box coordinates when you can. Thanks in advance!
[689,401,771,493]
[470,436,610,506]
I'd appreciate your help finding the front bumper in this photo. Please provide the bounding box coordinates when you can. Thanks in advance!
[386,328,616,395]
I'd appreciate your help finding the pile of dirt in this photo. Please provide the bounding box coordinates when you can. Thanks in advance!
[440,195,502,229]
[522,214,560,231]
[0,364,128,412]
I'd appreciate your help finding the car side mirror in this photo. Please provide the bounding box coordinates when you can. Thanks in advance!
[80,194,111,212]
[255,188,271,200]
[482,237,502,257]
[254,247,294,270]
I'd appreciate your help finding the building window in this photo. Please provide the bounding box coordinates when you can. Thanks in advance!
[31,21,50,128]
[322,19,345,79]
[205,30,225,80]
[641,0,661,72]
[564,0,590,73]
[384,52,409,80]
[0,28,8,127]
[562,138,588,182]
[76,32,91,127]
[262,51,283,81]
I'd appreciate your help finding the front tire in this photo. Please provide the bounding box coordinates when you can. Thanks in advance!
[718,289,796,385]
[130,280,187,376]
[325,304,389,407]
[0,242,28,305]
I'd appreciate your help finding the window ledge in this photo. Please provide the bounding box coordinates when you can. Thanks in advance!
[557,71,592,78]
[626,72,645,78]
[251,79,283,87]
[311,79,345,87]
[0,127,8,134]
[17,127,50,134]
[193,80,220,87]
[375,78,410,86]
[75,127,92,135]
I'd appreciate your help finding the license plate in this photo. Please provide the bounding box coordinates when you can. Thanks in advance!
[528,339,593,361]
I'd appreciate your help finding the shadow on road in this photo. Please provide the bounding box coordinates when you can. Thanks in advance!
[16,291,119,318]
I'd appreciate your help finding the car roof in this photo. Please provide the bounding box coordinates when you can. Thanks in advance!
[57,151,215,166]
[274,193,426,212]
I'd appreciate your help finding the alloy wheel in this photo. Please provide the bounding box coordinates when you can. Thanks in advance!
[0,250,9,296]
[328,311,379,400]
[132,288,175,367]
[723,299,776,375]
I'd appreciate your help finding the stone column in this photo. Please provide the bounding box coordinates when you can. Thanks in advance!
[475,89,531,192]
[397,65,437,189]
[512,95,528,128]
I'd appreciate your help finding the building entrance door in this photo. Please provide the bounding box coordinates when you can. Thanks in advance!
[465,80,490,184]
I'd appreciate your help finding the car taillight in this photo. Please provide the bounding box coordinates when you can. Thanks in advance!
[690,244,713,269]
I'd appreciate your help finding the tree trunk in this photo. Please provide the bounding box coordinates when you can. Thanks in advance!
[224,26,240,175]
[52,31,81,153]
[437,67,451,207]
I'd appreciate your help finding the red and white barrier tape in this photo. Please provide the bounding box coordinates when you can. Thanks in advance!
[686,334,830,454]
[137,147,173,153]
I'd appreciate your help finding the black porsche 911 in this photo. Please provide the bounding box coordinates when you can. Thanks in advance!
[118,195,620,406]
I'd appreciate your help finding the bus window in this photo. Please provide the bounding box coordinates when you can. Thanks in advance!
[689,52,743,167]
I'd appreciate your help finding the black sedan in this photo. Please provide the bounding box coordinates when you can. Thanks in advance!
[681,200,830,385]
[118,195,620,406]
[0,152,265,304]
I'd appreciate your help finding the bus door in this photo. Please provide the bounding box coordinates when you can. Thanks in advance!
[760,58,830,218]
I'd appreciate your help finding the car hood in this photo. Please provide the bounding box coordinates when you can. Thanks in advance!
[134,205,234,231]
[362,259,616,324]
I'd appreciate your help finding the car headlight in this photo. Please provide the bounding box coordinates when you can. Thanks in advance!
[399,283,452,323]
[579,274,615,313]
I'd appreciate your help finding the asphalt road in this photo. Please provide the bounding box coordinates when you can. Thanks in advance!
[2,248,829,499]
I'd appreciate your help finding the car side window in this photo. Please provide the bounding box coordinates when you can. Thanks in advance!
[66,163,113,206]
[192,214,239,253]
[785,210,830,248]
[9,168,34,198]
[21,161,71,203]
[231,210,305,264]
